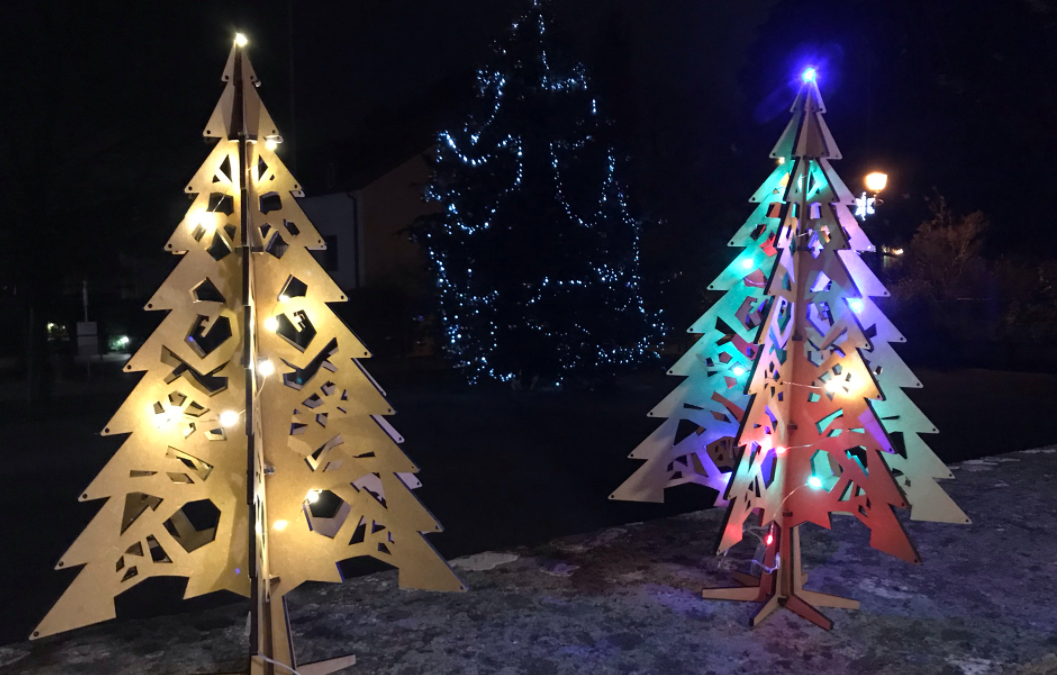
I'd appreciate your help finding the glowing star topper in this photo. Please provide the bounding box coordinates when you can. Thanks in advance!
[855,191,876,221]
[801,67,817,83]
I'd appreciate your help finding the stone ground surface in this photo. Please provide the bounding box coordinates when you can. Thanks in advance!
[3,449,1057,675]
[8,366,1057,647]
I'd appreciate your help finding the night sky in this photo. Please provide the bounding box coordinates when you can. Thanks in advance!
[3,0,1055,299]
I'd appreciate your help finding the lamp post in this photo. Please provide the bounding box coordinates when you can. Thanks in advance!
[861,172,906,265]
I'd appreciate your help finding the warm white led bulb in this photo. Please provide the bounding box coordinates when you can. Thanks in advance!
[197,211,217,233]
[305,490,320,504]
[258,359,275,377]
[824,379,841,394]
[278,294,290,303]
[272,519,288,531]
[235,33,248,47]
[263,316,279,332]
[220,410,240,427]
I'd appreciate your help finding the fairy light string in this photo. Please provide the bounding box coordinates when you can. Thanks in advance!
[414,0,662,384]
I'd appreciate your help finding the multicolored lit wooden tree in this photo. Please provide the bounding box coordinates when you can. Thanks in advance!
[32,35,465,673]
[610,75,805,511]
[699,70,968,629]
[617,68,968,629]
[608,182,781,501]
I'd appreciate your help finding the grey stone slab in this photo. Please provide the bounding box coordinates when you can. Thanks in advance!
[6,448,1057,675]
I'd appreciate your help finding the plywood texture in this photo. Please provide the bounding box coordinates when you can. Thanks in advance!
[619,77,966,629]
[31,39,463,668]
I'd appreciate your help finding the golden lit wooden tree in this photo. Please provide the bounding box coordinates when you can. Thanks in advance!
[701,70,968,630]
[32,35,465,673]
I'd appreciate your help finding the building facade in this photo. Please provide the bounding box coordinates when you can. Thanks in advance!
[301,152,433,294]
[299,150,437,357]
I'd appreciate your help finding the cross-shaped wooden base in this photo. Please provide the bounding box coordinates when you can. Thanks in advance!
[702,524,859,630]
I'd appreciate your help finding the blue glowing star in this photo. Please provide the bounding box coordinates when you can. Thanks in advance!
[802,67,817,83]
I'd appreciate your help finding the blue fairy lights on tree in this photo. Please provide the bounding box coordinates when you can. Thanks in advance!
[412,0,662,386]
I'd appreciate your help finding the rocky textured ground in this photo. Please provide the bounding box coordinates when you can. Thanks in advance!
[6,366,1057,647]
[3,448,1056,675]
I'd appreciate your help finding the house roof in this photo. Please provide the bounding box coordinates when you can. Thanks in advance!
[296,134,435,196]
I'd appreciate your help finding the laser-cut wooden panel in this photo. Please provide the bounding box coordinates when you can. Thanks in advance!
[608,167,797,506]
[33,40,464,669]
[251,164,466,598]
[699,79,966,629]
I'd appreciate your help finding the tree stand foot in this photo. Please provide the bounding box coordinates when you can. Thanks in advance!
[243,653,356,675]
[703,525,859,630]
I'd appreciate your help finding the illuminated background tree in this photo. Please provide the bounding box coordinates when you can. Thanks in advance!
[32,35,464,674]
[696,69,968,630]
[413,0,662,386]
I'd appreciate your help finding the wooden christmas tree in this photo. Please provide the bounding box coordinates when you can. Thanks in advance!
[608,182,784,502]
[701,70,968,629]
[32,35,464,673]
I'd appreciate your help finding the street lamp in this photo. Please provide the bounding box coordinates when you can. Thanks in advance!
[855,171,888,222]
[865,172,888,192]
